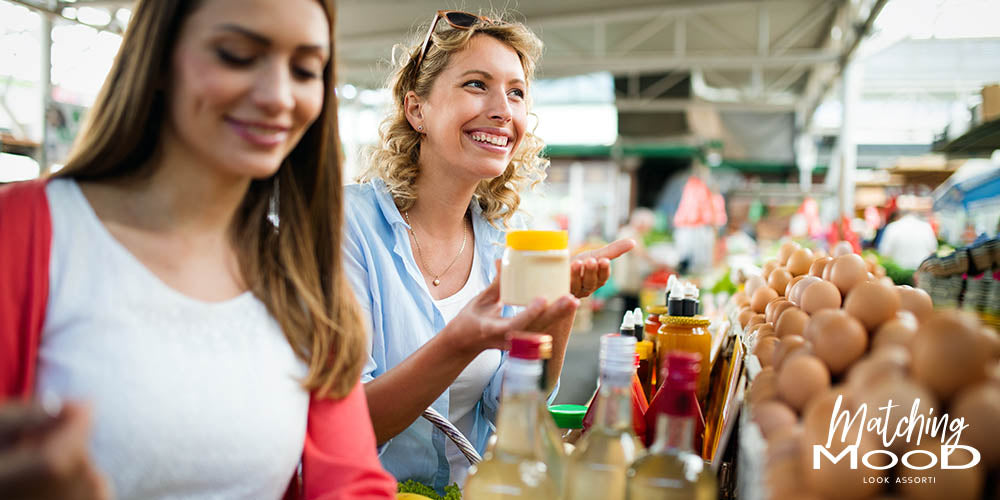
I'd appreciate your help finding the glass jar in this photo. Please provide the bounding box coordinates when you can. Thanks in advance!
[656,315,712,404]
[500,230,570,306]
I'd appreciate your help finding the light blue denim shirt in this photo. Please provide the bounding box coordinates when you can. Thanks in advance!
[342,179,558,490]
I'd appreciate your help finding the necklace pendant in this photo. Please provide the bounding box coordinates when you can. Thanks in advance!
[433,278,441,286]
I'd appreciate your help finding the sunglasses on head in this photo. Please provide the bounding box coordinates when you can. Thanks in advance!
[415,10,498,71]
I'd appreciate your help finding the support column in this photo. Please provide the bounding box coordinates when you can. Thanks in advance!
[39,13,53,174]
[838,60,861,218]
[796,134,816,192]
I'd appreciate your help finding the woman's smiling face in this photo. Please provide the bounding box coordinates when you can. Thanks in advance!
[164,0,330,178]
[410,34,529,182]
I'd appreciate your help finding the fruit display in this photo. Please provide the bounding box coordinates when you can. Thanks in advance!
[733,241,1000,500]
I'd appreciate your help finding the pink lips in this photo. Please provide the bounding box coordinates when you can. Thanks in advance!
[226,118,290,148]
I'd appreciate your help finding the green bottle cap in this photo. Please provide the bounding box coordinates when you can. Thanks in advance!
[548,404,587,429]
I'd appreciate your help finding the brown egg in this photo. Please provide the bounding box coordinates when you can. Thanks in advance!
[778,354,831,411]
[843,282,901,331]
[769,300,797,325]
[801,387,860,438]
[868,343,911,369]
[912,310,992,400]
[778,241,801,265]
[762,260,779,280]
[808,310,868,375]
[801,389,887,500]
[789,276,822,306]
[754,335,780,367]
[750,286,778,313]
[808,256,832,277]
[828,253,868,295]
[765,298,791,323]
[873,264,886,278]
[744,274,767,298]
[755,323,777,339]
[845,355,907,389]
[950,382,1000,467]
[896,285,933,320]
[752,400,798,439]
[871,313,918,351]
[831,240,854,257]
[732,290,747,306]
[897,442,984,500]
[784,275,807,299]
[747,313,766,329]
[787,248,815,276]
[772,335,810,370]
[748,367,778,405]
[775,307,809,338]
[768,268,793,297]
[799,280,842,314]
[738,307,755,328]
[856,378,936,453]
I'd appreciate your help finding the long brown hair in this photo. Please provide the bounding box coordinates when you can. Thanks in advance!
[56,0,364,399]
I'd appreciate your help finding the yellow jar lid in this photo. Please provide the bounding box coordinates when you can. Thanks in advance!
[505,230,569,251]
[658,315,711,327]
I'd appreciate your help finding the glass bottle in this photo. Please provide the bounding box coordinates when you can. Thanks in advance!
[656,315,712,405]
[464,334,561,499]
[627,352,717,500]
[565,334,643,500]
[537,335,568,490]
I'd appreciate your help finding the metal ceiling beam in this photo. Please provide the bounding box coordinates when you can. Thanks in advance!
[801,0,890,129]
[338,0,761,52]
[537,50,838,73]
[615,98,795,112]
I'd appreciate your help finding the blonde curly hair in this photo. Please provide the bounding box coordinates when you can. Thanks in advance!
[356,12,548,227]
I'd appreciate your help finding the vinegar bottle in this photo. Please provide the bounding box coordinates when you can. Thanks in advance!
[565,334,643,500]
[464,333,561,499]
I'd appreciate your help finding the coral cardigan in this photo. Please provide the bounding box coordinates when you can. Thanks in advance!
[0,180,396,500]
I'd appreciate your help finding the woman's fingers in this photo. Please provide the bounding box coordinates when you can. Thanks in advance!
[576,238,636,262]
[526,294,580,332]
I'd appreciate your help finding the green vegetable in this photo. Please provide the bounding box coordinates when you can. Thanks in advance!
[397,480,462,500]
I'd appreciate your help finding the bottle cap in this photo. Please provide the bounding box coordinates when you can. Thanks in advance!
[600,334,636,374]
[505,230,568,251]
[620,310,634,331]
[632,308,643,327]
[548,404,587,429]
[509,332,553,360]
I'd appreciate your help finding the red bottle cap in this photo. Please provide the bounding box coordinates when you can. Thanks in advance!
[509,332,553,360]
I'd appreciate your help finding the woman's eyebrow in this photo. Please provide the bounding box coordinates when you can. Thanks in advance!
[214,23,328,55]
[459,69,524,86]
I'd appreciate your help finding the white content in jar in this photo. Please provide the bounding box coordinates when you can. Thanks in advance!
[500,230,570,306]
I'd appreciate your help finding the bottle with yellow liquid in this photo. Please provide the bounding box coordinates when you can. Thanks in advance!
[564,334,643,500]
[464,334,560,499]
[627,352,717,500]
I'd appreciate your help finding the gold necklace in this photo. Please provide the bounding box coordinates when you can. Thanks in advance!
[404,210,468,287]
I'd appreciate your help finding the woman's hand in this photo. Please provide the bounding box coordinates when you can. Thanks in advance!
[0,401,111,500]
[570,238,636,298]
[446,261,578,356]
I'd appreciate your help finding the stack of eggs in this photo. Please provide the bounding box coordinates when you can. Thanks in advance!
[731,240,1000,500]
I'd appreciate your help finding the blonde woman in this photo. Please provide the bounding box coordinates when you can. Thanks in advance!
[0,0,394,498]
[344,11,634,489]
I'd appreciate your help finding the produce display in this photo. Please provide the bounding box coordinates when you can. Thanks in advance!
[733,241,1000,500]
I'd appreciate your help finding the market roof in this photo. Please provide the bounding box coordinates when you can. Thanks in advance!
[11,0,885,121]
